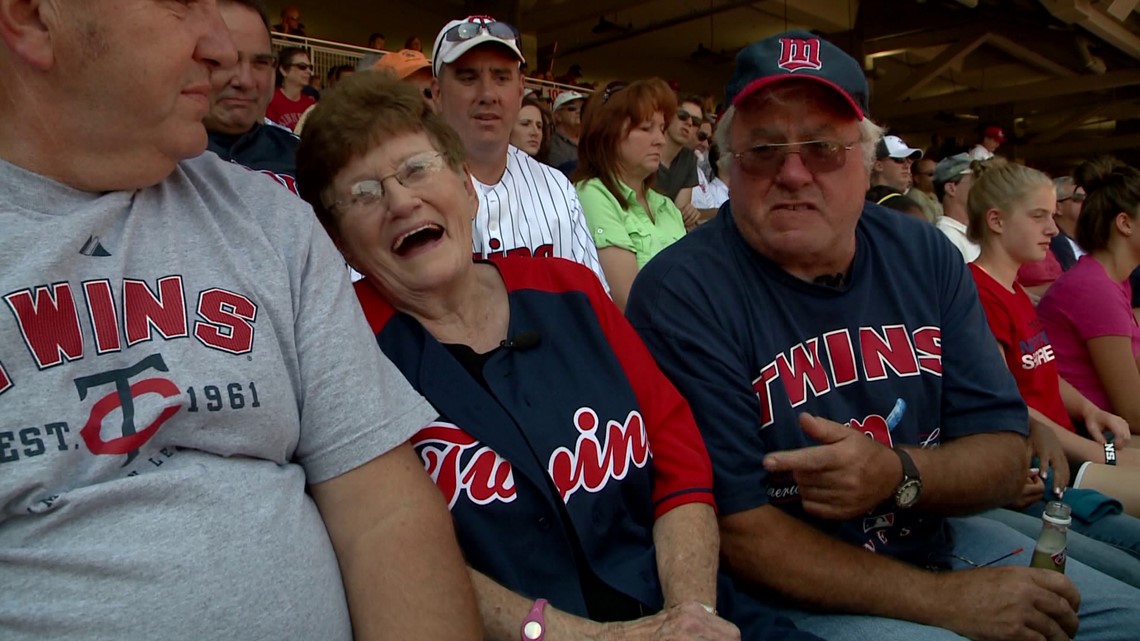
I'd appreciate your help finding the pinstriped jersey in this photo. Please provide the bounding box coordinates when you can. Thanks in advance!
[471,146,609,291]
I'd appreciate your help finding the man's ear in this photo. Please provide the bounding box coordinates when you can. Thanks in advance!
[430,76,442,110]
[0,0,59,71]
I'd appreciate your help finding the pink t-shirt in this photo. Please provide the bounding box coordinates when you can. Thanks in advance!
[1037,255,1140,411]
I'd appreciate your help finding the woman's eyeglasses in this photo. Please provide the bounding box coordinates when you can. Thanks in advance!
[732,140,857,177]
[288,63,313,72]
[328,152,446,215]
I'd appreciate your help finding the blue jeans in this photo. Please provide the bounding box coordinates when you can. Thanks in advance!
[980,507,1140,588]
[770,516,1140,641]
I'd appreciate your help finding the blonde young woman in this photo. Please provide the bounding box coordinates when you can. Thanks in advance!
[966,159,1140,518]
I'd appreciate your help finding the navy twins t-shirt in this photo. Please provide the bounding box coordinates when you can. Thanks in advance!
[627,202,1028,564]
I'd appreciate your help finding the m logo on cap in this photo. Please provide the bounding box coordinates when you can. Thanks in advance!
[778,38,823,72]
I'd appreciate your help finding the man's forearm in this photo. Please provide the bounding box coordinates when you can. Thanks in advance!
[720,505,942,622]
[906,431,1025,514]
[652,503,719,608]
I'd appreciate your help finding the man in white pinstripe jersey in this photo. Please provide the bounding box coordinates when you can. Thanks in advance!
[431,16,609,290]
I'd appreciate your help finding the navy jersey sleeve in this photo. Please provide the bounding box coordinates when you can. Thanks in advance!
[626,260,773,516]
[933,235,1028,439]
[546,259,716,518]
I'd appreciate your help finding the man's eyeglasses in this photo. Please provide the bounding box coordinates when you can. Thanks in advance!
[676,109,700,124]
[1059,192,1086,203]
[696,131,710,142]
[732,140,857,176]
[328,152,446,215]
[442,17,520,47]
[288,63,313,72]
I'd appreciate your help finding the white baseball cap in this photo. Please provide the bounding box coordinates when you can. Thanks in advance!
[553,92,586,112]
[432,16,525,78]
[876,135,923,161]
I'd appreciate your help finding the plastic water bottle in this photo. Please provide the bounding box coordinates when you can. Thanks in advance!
[1030,501,1071,573]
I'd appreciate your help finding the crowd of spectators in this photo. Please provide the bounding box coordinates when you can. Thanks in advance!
[6,1,1140,640]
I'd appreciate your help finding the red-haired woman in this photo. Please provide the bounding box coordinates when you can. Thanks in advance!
[574,80,686,310]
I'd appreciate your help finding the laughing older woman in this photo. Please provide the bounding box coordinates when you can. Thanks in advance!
[296,74,815,641]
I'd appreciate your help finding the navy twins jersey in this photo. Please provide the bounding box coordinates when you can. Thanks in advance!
[354,256,714,617]
[627,203,1028,564]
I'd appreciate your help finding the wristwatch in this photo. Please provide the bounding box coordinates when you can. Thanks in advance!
[892,447,922,509]
[521,598,548,641]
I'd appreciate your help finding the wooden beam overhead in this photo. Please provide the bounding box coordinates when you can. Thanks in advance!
[987,34,1078,78]
[874,68,1140,119]
[878,30,988,102]
[1028,104,1106,144]
[1019,132,1140,160]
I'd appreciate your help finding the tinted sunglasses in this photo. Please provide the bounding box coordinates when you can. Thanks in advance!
[696,131,710,142]
[442,17,520,46]
[288,63,313,71]
[676,109,700,124]
[733,140,857,177]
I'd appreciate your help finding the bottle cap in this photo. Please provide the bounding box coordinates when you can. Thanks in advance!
[1042,501,1072,526]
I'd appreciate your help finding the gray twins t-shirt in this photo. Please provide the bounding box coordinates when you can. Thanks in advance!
[0,155,437,640]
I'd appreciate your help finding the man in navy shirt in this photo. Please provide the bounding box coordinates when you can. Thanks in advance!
[627,30,1140,641]
[205,0,300,194]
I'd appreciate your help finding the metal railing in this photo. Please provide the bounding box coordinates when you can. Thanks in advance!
[270,33,590,101]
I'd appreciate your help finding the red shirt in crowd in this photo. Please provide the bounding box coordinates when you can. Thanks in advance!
[970,263,1075,431]
[265,89,315,132]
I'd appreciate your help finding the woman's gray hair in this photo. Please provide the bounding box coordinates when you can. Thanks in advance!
[714,103,884,176]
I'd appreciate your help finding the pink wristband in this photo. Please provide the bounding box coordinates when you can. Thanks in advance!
[521,598,548,641]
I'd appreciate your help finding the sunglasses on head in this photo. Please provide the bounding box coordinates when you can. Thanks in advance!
[601,81,629,104]
[442,17,520,47]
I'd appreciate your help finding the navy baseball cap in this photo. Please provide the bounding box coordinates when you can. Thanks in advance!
[726,30,869,120]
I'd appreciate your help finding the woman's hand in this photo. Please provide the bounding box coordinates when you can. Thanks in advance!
[602,602,740,641]
[1026,419,1069,497]
[1009,471,1045,510]
[1082,406,1131,448]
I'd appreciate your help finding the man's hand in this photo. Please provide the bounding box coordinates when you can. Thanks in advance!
[1083,406,1131,448]
[762,413,900,520]
[931,567,1079,641]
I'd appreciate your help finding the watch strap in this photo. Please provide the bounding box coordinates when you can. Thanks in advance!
[521,598,548,641]
[894,447,920,481]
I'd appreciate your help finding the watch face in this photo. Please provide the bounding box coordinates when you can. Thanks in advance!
[896,479,921,507]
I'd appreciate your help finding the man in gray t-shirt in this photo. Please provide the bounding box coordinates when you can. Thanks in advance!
[0,3,480,640]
